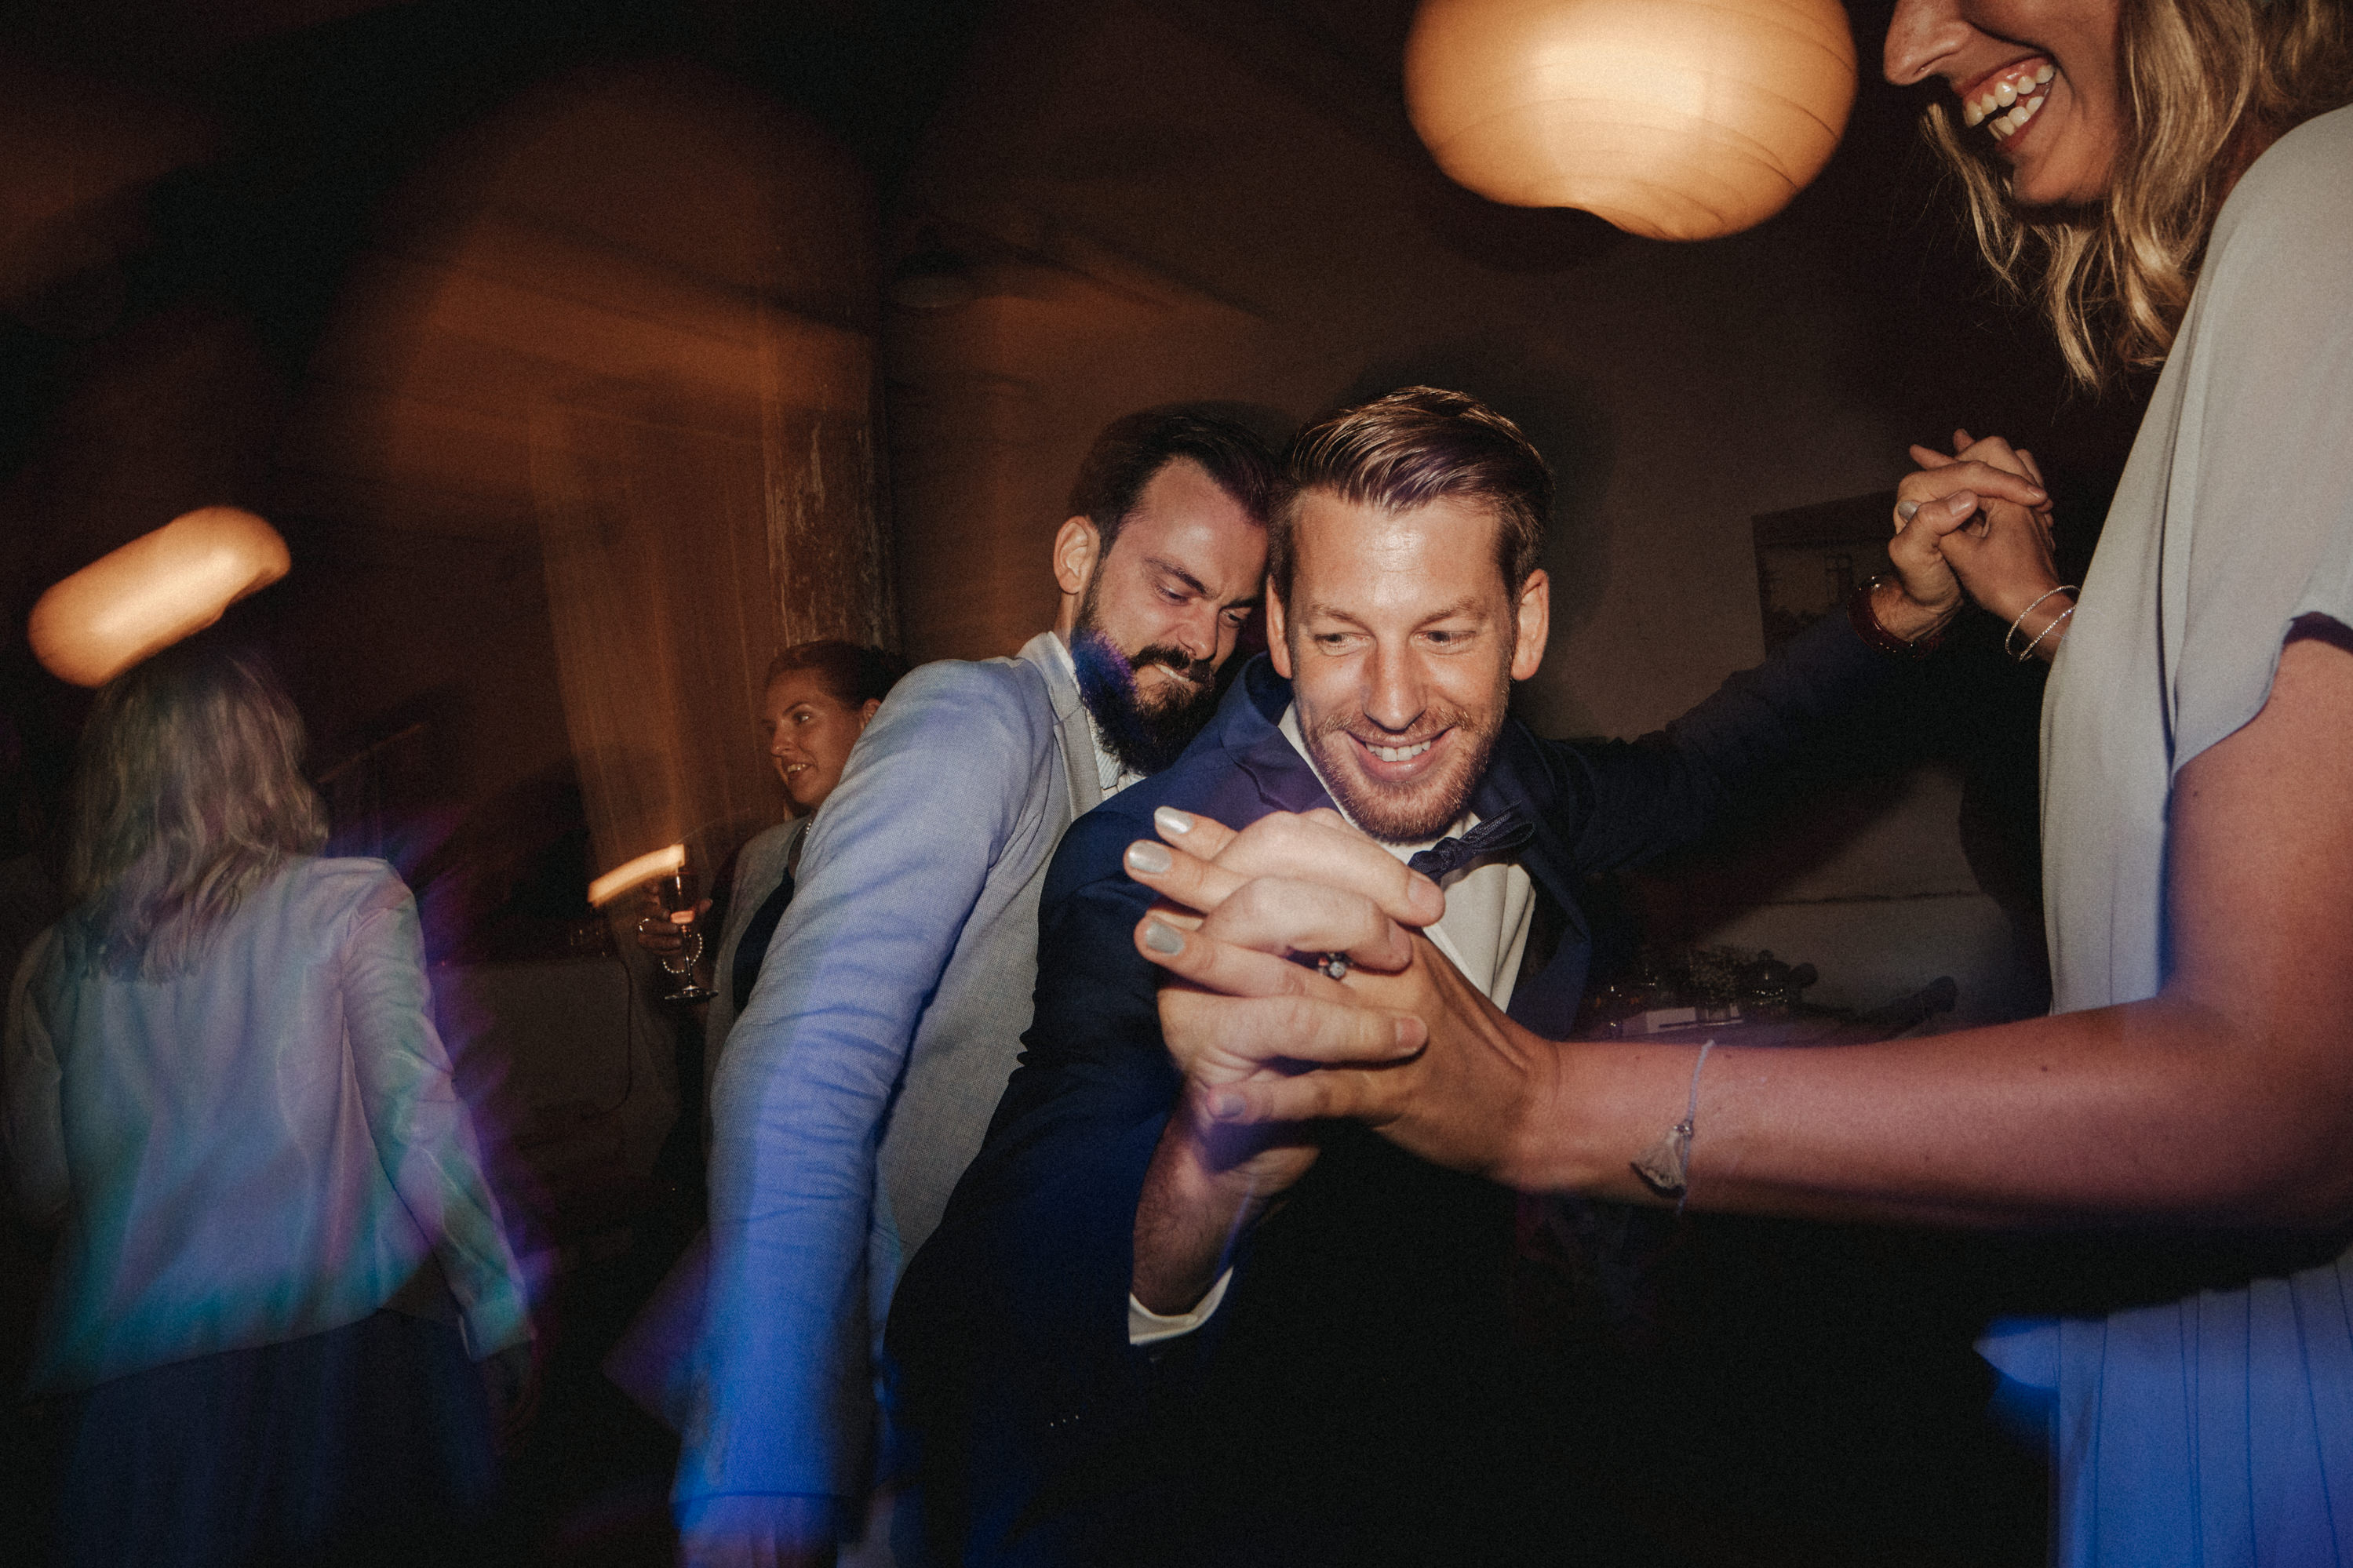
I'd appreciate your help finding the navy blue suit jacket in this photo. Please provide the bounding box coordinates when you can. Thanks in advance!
[889,614,1906,1566]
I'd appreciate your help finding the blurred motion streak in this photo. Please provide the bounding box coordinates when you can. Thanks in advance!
[0,56,221,338]
[587,842,686,910]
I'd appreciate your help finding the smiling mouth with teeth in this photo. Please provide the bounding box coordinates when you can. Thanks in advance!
[1364,737,1435,763]
[1963,60,2055,141]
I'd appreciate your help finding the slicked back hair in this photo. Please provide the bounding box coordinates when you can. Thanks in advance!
[1274,387,1550,605]
[1066,406,1283,556]
[766,639,907,710]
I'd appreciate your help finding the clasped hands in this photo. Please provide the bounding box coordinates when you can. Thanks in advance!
[1126,807,1565,1199]
[1892,427,2066,631]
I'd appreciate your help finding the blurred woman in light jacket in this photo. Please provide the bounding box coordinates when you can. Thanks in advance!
[2,642,533,1566]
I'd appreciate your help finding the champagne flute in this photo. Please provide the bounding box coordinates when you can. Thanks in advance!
[652,868,716,1003]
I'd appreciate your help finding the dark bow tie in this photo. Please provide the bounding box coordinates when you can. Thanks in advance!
[1406,808,1532,883]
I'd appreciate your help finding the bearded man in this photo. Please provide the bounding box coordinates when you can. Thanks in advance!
[888,387,1998,1566]
[677,408,1276,1568]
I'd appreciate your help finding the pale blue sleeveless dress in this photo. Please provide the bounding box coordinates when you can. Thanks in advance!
[2000,105,2353,1566]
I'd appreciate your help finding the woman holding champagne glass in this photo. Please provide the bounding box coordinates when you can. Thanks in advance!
[636,641,906,1101]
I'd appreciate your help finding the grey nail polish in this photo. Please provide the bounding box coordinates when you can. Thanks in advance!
[1126,841,1173,875]
[1153,806,1193,835]
[1142,919,1184,955]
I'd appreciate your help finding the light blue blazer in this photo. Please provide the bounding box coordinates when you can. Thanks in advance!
[677,631,1104,1525]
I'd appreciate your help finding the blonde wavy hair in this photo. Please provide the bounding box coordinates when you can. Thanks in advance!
[1925,0,2352,387]
[64,643,328,977]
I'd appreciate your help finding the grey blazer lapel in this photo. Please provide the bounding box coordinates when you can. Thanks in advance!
[1018,631,1105,820]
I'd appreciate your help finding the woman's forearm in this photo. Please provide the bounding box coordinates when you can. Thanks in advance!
[1139,638,2353,1242]
[1521,997,2353,1229]
[1512,635,2353,1229]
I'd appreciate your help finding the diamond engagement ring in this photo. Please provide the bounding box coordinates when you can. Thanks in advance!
[1315,952,1351,980]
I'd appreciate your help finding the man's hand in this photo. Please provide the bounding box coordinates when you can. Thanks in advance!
[634,889,711,958]
[1124,808,1439,1312]
[481,1338,541,1454]
[1124,809,1568,1196]
[1144,918,1560,1190]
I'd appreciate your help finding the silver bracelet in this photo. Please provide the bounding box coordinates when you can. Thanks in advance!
[1630,1039,1714,1215]
[2018,603,2076,662]
[2004,585,2078,659]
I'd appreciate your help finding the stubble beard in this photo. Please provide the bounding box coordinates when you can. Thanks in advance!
[1302,666,1510,845]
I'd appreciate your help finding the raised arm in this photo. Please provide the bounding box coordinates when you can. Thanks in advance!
[1126,809,1437,1314]
[1557,463,2046,872]
[1903,428,2075,662]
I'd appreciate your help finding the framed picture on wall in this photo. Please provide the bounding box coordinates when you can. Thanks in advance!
[1751,490,1900,651]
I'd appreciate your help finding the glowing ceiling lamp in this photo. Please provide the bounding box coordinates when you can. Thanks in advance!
[28,507,291,687]
[1404,0,1857,242]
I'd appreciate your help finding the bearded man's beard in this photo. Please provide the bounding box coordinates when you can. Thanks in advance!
[1070,608,1221,778]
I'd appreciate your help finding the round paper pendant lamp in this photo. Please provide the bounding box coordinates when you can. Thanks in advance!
[28,507,290,687]
[1405,0,1857,242]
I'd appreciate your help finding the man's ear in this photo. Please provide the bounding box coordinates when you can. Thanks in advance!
[1510,569,1550,682]
[858,697,882,729]
[1052,516,1100,600]
[1267,580,1294,679]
